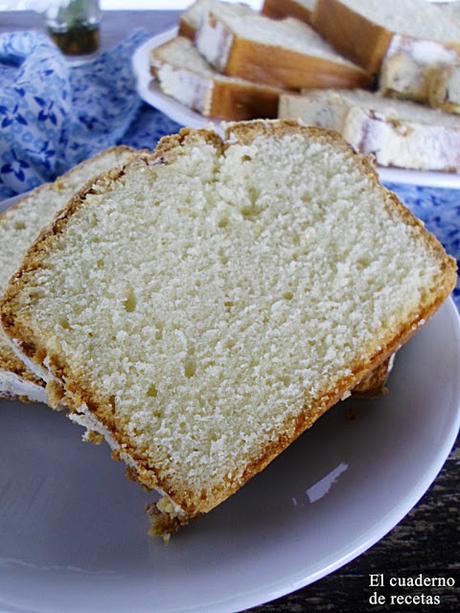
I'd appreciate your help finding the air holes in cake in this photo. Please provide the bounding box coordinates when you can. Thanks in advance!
[225,339,235,350]
[178,421,187,434]
[241,206,257,221]
[218,248,228,265]
[241,155,252,162]
[203,359,216,371]
[96,258,104,269]
[123,288,136,313]
[241,187,264,221]
[184,356,196,378]
[14,221,26,230]
[59,317,70,330]
[282,291,294,300]
[147,384,158,398]
[224,300,235,310]
[218,216,229,229]
[357,257,371,270]
[280,375,291,387]
[155,323,163,341]
[27,288,45,303]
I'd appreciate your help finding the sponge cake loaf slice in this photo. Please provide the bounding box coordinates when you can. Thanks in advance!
[1,121,455,539]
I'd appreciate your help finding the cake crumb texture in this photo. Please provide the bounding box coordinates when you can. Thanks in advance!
[1,122,455,522]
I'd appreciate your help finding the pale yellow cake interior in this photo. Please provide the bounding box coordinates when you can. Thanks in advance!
[9,127,448,510]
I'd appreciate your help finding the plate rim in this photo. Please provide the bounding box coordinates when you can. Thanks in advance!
[132,31,460,189]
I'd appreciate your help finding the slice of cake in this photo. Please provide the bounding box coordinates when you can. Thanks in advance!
[279,89,460,171]
[379,36,460,104]
[312,0,460,76]
[262,0,316,24]
[195,6,370,90]
[1,121,455,539]
[179,0,254,40]
[150,36,281,120]
[377,1,460,103]
[0,146,136,403]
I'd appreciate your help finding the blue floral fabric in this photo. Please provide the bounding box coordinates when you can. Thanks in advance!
[0,29,159,199]
[0,29,458,307]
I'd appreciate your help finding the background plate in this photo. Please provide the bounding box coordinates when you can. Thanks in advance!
[0,197,459,612]
[132,31,460,189]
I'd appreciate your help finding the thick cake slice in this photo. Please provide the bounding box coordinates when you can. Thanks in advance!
[1,121,455,539]
[195,6,370,90]
[279,89,460,171]
[0,147,136,402]
[379,37,460,105]
[377,2,460,104]
[313,0,460,76]
[150,36,281,120]
[262,0,316,24]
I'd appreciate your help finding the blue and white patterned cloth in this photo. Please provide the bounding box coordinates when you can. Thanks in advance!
[0,30,458,305]
[0,30,180,199]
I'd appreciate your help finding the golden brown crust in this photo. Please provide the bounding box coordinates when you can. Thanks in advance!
[83,430,104,445]
[352,357,391,396]
[0,344,43,385]
[153,128,224,162]
[312,0,393,74]
[178,17,197,41]
[225,36,372,90]
[262,0,313,24]
[1,121,456,525]
[209,80,279,120]
[146,501,189,543]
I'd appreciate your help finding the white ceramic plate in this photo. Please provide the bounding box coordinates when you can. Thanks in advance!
[132,31,460,189]
[0,193,459,613]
